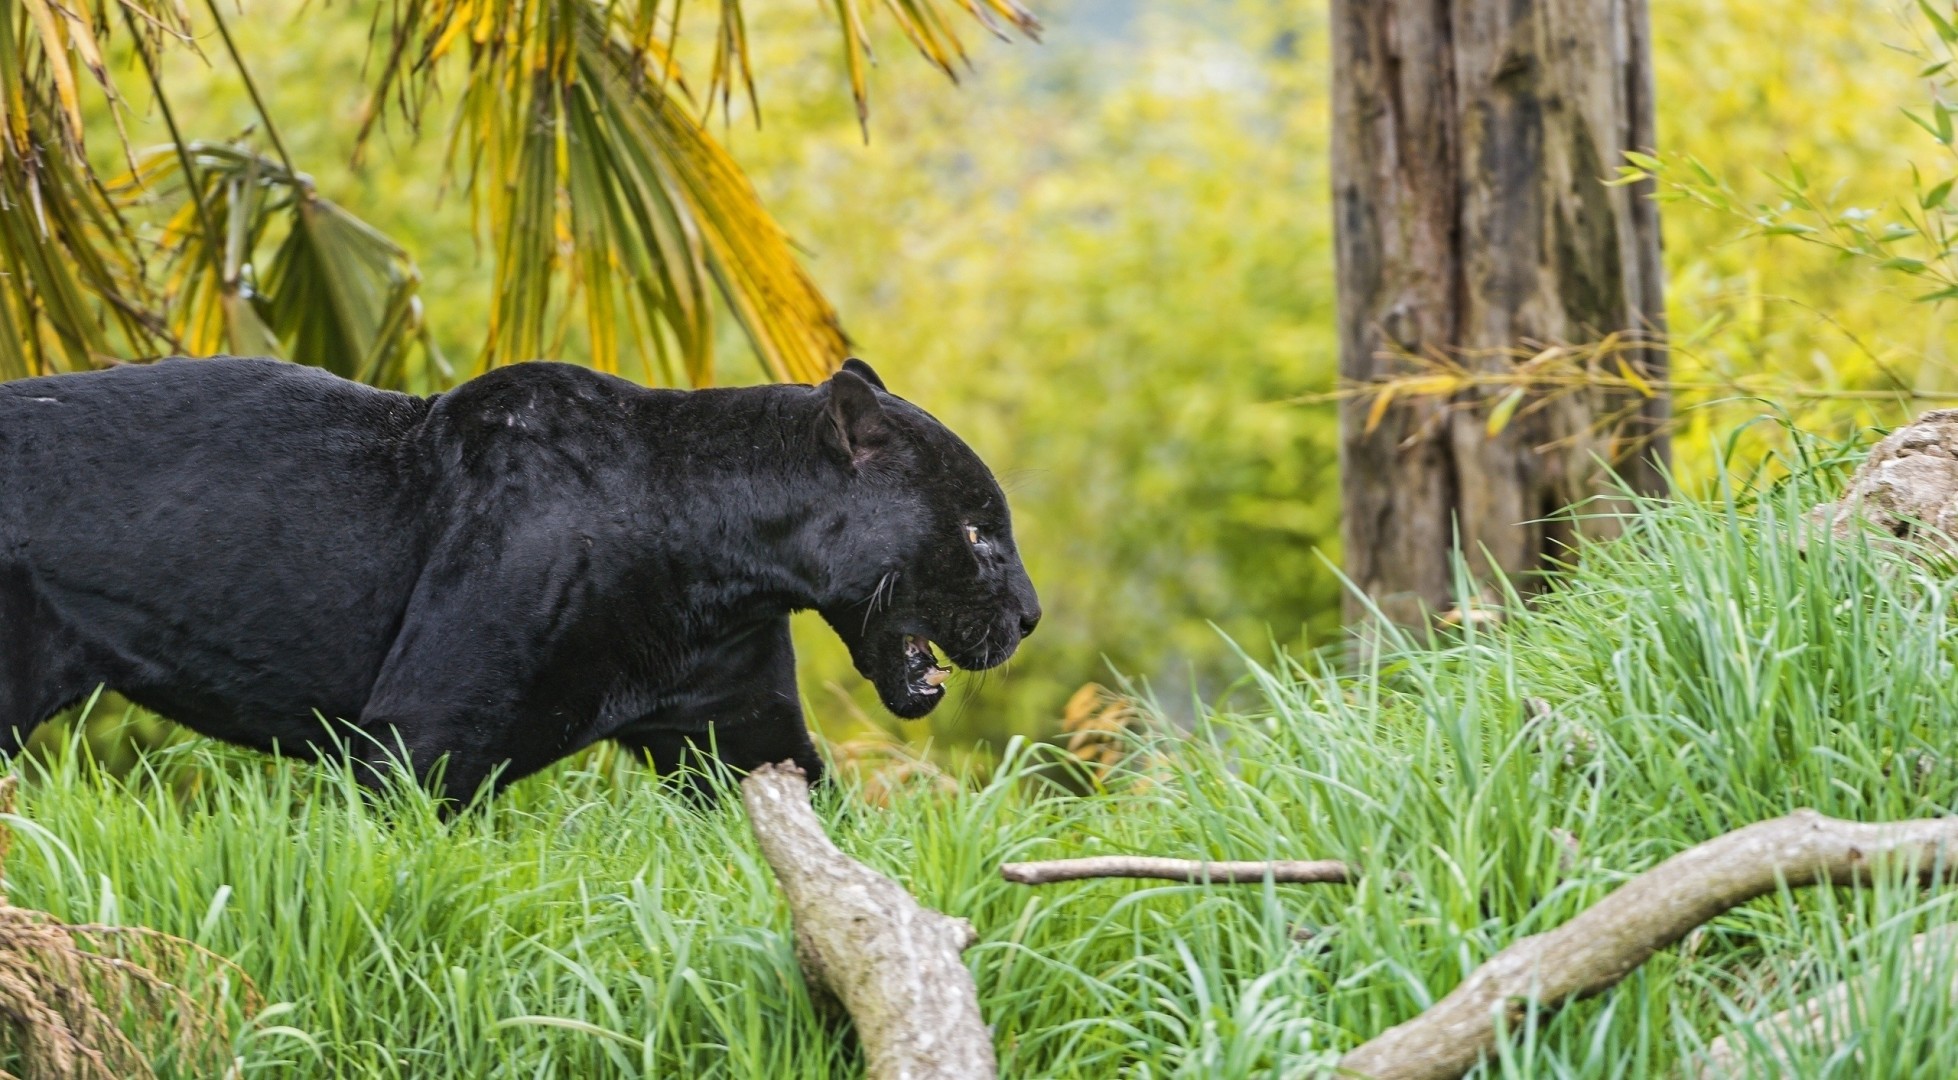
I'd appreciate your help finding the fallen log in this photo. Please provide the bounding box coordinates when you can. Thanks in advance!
[741,762,996,1080]
[999,856,1354,886]
[1690,925,1958,1078]
[1336,810,1958,1080]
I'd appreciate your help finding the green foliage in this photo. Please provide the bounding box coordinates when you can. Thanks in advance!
[56,0,1345,751]
[733,3,1343,746]
[0,0,1031,383]
[1628,11,1958,311]
[15,453,1958,1075]
[1640,0,1958,481]
[757,0,1958,746]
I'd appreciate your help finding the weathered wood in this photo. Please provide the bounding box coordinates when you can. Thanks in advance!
[999,856,1354,886]
[1335,811,1958,1080]
[741,762,997,1080]
[1332,0,1669,627]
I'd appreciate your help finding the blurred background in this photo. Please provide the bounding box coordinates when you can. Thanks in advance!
[24,0,1957,766]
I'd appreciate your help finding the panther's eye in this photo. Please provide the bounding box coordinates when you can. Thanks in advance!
[963,524,981,546]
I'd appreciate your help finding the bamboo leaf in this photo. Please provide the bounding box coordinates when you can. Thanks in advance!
[1922,0,1958,43]
[1616,356,1657,398]
[1,117,167,371]
[1,0,1038,392]
[1397,376,1463,397]
[1364,386,1398,436]
[0,170,109,368]
[1486,388,1526,436]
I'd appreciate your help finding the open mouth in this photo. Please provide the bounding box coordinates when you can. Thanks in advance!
[903,634,952,697]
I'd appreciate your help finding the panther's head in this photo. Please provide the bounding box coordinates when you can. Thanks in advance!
[812,360,1040,719]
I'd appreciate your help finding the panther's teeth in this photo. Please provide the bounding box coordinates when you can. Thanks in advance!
[906,635,930,657]
[922,666,950,687]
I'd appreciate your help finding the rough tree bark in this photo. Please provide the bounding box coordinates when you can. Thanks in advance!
[1332,0,1669,626]
[741,763,996,1080]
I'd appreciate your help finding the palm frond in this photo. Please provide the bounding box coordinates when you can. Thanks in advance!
[0,0,1038,390]
[579,17,846,383]
[361,0,1038,385]
[0,0,190,375]
[0,133,170,374]
[116,143,443,390]
[0,0,440,385]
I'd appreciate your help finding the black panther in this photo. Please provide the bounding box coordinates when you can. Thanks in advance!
[0,356,1038,800]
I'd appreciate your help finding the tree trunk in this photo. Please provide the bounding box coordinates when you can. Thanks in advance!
[1332,0,1668,627]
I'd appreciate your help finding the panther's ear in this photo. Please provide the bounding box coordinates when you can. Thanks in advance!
[822,368,893,469]
[840,357,887,391]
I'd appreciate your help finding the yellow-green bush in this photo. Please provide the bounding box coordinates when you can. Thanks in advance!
[1652,0,1956,477]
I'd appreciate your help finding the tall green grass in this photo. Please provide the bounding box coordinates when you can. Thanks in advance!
[10,451,1958,1077]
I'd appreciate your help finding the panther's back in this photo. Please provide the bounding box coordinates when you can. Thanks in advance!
[0,358,439,741]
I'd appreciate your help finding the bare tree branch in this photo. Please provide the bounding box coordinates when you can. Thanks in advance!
[1336,810,1958,1080]
[1689,925,1958,1079]
[999,857,1355,886]
[741,762,996,1080]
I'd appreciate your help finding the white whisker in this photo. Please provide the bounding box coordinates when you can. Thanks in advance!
[859,570,898,634]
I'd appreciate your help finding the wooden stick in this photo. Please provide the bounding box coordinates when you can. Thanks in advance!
[1690,925,1958,1078]
[998,856,1355,886]
[741,762,996,1080]
[1338,810,1958,1080]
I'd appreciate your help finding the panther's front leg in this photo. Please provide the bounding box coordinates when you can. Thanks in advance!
[614,617,824,799]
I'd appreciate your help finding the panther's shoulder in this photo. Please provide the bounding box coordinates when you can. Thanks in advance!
[425,362,656,438]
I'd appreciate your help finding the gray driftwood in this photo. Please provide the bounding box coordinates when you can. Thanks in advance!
[999,857,1354,886]
[1690,925,1958,1078]
[741,762,996,1080]
[1336,810,1958,1080]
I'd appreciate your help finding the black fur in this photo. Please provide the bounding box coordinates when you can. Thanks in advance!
[0,357,1038,800]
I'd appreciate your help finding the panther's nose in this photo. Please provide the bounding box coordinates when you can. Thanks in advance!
[1019,608,1042,639]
